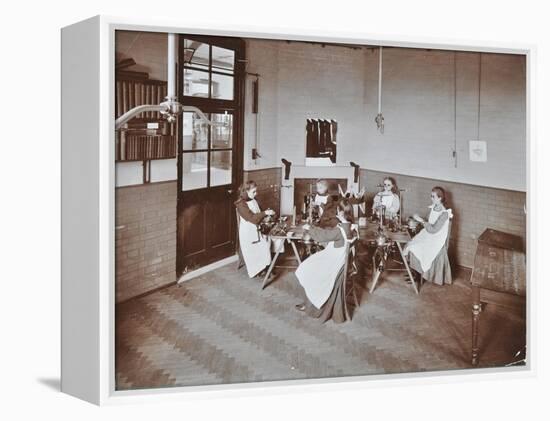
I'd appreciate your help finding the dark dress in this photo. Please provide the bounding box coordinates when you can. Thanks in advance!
[234,198,266,225]
[316,194,339,228]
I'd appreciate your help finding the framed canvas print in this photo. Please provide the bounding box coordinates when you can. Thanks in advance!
[61,16,532,405]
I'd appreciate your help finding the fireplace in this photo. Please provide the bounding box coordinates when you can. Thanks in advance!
[279,165,356,215]
[293,178,348,214]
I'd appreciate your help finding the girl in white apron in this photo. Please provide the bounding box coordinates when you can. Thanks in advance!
[372,176,400,218]
[403,186,453,285]
[235,181,276,278]
[295,200,356,323]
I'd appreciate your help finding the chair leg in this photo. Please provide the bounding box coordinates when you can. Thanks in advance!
[344,295,351,321]
[344,274,360,321]
[352,284,359,308]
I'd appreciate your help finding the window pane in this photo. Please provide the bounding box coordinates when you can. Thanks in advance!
[182,112,209,150]
[211,113,233,149]
[212,46,235,74]
[211,73,234,100]
[183,39,209,70]
[182,152,208,191]
[184,68,210,97]
[210,151,232,186]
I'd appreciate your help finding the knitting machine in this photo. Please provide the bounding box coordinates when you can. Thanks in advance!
[257,214,278,237]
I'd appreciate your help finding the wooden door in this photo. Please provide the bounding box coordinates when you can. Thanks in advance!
[176,35,245,276]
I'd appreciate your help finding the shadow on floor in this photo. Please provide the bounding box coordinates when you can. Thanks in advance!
[37,377,60,392]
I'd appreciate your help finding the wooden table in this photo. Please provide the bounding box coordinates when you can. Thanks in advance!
[470,228,526,365]
[261,224,305,289]
[358,225,417,294]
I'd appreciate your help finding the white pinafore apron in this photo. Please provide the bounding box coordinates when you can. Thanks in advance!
[314,194,328,217]
[374,193,398,216]
[379,194,394,209]
[239,199,271,278]
[404,206,453,272]
[296,225,348,309]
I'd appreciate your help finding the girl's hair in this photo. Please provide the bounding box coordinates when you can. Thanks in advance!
[432,186,446,204]
[338,199,355,223]
[383,177,398,194]
[238,180,257,201]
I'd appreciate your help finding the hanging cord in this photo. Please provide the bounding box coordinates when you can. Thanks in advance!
[477,52,482,140]
[254,76,260,163]
[375,46,385,134]
[378,46,383,114]
[453,51,457,168]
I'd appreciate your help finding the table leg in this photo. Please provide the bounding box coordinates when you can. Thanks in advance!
[472,285,481,366]
[262,251,280,289]
[396,241,419,295]
[370,268,382,294]
[369,247,384,293]
[290,240,302,265]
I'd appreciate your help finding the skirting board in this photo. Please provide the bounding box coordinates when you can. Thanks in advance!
[177,255,239,284]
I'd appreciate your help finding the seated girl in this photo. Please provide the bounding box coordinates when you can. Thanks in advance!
[372,176,400,219]
[313,178,339,228]
[403,186,453,285]
[235,181,276,278]
[294,200,356,323]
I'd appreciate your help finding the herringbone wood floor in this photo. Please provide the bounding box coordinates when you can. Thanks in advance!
[115,262,526,390]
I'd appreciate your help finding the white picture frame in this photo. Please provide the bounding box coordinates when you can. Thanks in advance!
[61,15,535,405]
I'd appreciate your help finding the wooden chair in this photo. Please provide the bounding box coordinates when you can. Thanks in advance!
[342,233,360,321]
[235,208,245,270]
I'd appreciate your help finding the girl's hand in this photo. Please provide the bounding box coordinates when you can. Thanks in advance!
[302,223,311,231]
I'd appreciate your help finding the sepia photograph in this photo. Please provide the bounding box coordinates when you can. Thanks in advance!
[113,30,527,390]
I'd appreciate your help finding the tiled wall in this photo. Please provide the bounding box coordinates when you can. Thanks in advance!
[243,167,281,215]
[114,169,278,303]
[360,169,526,268]
[115,181,177,303]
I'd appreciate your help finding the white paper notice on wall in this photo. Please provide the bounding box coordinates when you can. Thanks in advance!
[469,140,487,162]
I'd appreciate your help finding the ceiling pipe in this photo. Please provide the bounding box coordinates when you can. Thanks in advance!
[115,33,222,130]
[167,33,176,100]
[374,46,385,134]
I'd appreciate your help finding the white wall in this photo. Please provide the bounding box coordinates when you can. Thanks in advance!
[361,48,526,190]
[244,40,526,191]
[243,40,280,170]
[114,36,526,191]
[244,40,368,171]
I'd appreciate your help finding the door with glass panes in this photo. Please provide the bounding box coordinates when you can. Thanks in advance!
[177,35,245,276]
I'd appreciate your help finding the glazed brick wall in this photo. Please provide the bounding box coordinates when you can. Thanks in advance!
[115,181,177,303]
[243,167,281,215]
[360,169,526,268]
